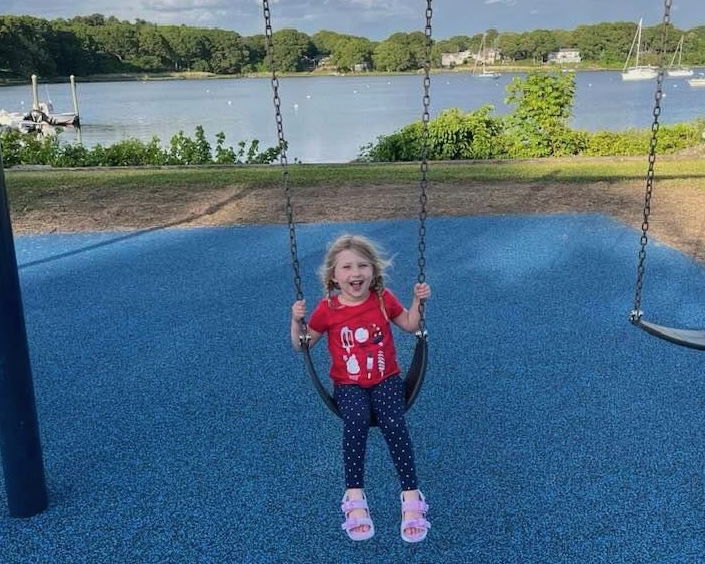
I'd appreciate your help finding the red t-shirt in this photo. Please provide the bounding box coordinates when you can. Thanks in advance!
[308,289,405,388]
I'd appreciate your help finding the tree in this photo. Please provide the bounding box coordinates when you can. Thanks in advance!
[268,29,315,71]
[242,34,266,71]
[311,30,344,57]
[209,31,247,74]
[373,32,428,72]
[331,37,374,71]
[523,29,560,62]
[504,71,582,157]
[497,32,525,62]
[137,26,174,70]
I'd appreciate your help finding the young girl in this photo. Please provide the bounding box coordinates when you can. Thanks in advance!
[290,234,431,543]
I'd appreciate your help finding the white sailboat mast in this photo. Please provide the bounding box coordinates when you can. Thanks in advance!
[623,18,641,72]
[635,18,643,67]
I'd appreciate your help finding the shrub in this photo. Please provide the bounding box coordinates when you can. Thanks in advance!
[361,106,507,162]
[0,126,281,167]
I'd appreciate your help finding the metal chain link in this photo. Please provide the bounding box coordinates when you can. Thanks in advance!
[263,1,308,335]
[265,0,432,336]
[417,0,432,335]
[631,0,671,321]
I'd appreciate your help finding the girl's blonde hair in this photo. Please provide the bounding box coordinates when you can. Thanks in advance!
[320,234,391,303]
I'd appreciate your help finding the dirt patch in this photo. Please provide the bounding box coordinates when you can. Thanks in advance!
[10,179,705,263]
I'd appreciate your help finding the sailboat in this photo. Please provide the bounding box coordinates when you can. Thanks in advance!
[472,34,501,79]
[621,18,658,81]
[666,35,694,78]
[688,74,705,87]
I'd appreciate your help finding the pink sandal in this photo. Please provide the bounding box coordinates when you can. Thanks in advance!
[340,491,375,541]
[400,490,431,543]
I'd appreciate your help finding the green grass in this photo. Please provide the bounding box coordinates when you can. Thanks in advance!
[5,157,705,194]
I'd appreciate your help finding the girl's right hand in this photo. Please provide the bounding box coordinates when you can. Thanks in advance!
[292,299,306,321]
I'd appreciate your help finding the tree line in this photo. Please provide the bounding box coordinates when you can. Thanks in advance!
[1,13,705,78]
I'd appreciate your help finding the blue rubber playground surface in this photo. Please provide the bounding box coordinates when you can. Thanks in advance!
[2,213,705,562]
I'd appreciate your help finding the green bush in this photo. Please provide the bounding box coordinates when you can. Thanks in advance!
[361,106,507,162]
[503,71,583,158]
[583,121,704,156]
[0,126,281,167]
[360,72,704,162]
[428,107,507,160]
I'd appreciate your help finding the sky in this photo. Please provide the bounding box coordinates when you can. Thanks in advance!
[2,0,703,40]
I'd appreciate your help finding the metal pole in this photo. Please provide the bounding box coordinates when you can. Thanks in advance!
[0,144,48,518]
[69,75,82,144]
[31,74,39,111]
[69,75,79,116]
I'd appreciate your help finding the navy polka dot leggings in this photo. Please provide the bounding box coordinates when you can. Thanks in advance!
[334,375,418,491]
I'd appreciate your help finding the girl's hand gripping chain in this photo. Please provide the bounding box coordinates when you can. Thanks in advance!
[291,299,321,351]
[291,299,307,351]
[292,299,306,322]
[413,282,431,301]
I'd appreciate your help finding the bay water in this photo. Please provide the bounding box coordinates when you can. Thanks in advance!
[0,70,703,163]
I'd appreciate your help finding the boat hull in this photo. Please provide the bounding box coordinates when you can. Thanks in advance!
[667,69,694,78]
[621,67,658,81]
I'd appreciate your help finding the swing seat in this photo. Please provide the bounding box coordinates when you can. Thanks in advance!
[631,316,705,351]
[301,331,429,425]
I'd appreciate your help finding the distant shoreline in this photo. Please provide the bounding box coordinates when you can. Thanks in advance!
[0,65,661,87]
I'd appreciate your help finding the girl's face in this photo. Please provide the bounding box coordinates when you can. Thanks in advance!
[332,248,374,304]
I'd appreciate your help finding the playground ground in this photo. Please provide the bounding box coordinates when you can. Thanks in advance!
[2,207,705,561]
[3,162,705,561]
[9,176,705,264]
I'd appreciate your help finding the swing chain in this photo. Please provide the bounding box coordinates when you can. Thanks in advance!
[631,0,671,321]
[263,1,307,327]
[417,0,432,333]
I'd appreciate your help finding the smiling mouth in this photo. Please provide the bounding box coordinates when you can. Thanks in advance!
[350,281,364,290]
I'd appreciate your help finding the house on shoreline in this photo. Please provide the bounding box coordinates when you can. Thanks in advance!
[547,48,581,64]
[441,46,501,68]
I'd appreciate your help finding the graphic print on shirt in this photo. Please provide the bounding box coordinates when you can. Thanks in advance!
[371,322,386,378]
[371,324,384,345]
[366,355,374,380]
[344,354,361,380]
[340,326,360,380]
[340,326,354,354]
[377,349,386,378]
[354,327,369,344]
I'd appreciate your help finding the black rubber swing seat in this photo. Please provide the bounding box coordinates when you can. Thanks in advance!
[631,317,705,351]
[300,331,429,424]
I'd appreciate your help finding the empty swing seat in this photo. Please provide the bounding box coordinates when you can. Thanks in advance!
[631,317,705,351]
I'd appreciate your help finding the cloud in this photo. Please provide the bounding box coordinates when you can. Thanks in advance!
[143,0,231,13]
[484,0,517,5]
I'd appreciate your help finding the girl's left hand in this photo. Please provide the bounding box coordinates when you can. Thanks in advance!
[414,282,431,300]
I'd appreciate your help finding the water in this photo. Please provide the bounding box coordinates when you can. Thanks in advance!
[1,70,703,163]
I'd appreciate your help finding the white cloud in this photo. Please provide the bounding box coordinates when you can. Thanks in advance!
[143,0,230,12]
[484,0,517,5]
